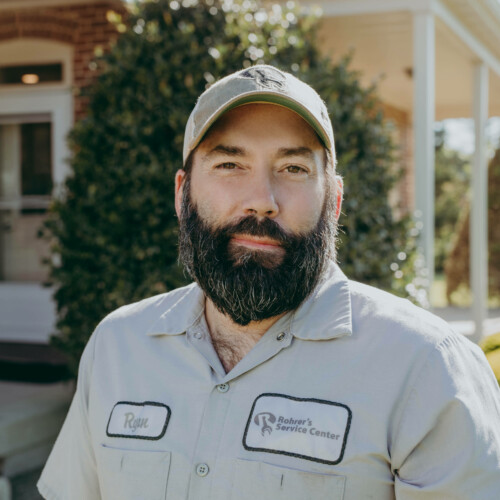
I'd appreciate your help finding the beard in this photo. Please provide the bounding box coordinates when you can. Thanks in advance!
[178,175,338,326]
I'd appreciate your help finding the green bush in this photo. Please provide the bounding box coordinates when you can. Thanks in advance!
[433,126,470,275]
[42,0,420,374]
[445,146,500,302]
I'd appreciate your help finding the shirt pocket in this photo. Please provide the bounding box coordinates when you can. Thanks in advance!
[97,444,171,500]
[231,459,345,500]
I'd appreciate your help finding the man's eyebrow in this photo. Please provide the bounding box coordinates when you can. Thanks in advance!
[276,147,315,159]
[204,144,246,158]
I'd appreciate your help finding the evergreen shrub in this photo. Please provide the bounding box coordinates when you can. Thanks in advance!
[42,0,421,373]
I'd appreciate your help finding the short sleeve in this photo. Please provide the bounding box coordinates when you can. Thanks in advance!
[37,332,100,500]
[391,334,500,499]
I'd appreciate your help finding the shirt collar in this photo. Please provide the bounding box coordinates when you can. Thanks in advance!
[146,261,352,341]
[288,261,352,340]
[145,282,205,336]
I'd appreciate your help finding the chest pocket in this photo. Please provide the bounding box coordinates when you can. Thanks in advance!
[231,459,345,500]
[98,445,171,500]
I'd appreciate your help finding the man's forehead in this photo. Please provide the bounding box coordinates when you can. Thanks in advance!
[198,102,324,149]
[201,144,318,161]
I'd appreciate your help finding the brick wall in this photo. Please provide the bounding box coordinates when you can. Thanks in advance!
[0,1,126,121]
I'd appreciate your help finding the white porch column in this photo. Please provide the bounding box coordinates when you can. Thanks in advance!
[470,63,489,343]
[413,10,436,289]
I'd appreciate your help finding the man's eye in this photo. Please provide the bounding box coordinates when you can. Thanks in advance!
[215,162,237,170]
[285,165,307,174]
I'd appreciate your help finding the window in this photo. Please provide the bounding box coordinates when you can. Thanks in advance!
[21,123,52,197]
[0,63,63,86]
[0,118,53,280]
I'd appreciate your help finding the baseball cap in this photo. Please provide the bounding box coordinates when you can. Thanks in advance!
[183,65,335,165]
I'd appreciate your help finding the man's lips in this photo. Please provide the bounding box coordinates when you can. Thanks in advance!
[230,235,283,250]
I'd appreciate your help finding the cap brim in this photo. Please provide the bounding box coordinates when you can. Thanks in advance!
[193,91,332,152]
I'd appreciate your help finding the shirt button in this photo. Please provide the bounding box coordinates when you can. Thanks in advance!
[193,332,203,340]
[216,383,230,393]
[196,463,209,477]
[276,332,286,341]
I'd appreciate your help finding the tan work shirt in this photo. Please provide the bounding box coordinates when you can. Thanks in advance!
[38,262,500,499]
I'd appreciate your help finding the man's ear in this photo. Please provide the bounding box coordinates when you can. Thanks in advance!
[174,169,186,218]
[334,175,343,222]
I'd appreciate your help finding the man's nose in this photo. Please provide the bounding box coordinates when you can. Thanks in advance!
[242,173,279,218]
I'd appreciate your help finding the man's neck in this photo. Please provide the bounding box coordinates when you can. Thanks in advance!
[205,299,286,373]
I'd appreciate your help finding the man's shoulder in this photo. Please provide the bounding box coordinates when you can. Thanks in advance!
[97,282,199,331]
[347,279,457,348]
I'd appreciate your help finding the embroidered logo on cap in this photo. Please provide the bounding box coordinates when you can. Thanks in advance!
[240,67,287,91]
[243,393,352,465]
[106,401,171,440]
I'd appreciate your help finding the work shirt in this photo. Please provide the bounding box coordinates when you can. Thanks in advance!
[38,262,500,499]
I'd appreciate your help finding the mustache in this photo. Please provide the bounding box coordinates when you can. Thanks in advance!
[217,216,296,247]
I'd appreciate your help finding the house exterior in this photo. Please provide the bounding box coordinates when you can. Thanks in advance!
[0,0,499,347]
[310,0,500,340]
[0,0,125,346]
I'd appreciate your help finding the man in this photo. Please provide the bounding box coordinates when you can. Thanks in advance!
[38,65,500,499]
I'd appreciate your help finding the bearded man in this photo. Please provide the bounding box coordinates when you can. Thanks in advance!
[39,65,500,500]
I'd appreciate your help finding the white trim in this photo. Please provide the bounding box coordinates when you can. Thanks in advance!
[468,0,500,48]
[0,89,73,186]
[432,0,500,79]
[482,0,500,23]
[413,10,436,288]
[312,0,500,78]
[0,38,73,90]
[307,0,433,17]
[470,63,489,343]
[0,38,73,187]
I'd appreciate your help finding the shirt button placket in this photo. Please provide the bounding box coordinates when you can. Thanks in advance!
[188,382,232,499]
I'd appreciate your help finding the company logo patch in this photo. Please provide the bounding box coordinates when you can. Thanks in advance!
[243,393,351,465]
[106,401,171,440]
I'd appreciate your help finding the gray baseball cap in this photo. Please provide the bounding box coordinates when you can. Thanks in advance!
[183,65,335,165]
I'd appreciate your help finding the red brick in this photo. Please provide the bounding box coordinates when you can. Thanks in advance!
[0,1,125,122]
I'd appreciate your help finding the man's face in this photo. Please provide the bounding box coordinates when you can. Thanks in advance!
[175,103,342,325]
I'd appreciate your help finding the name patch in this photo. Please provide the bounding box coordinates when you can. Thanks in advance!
[243,393,351,465]
[106,401,170,440]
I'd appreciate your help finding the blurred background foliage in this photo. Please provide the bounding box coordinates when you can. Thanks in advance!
[445,146,500,302]
[433,126,470,276]
[480,332,500,384]
[42,0,423,373]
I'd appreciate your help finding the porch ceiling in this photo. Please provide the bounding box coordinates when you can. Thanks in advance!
[315,2,500,120]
